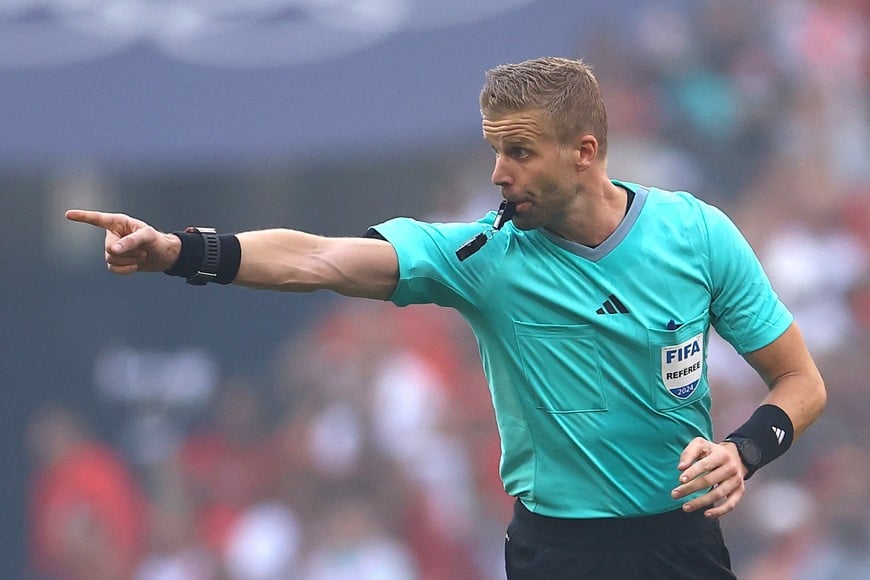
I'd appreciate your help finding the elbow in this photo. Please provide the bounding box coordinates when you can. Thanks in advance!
[813,374,828,420]
[797,365,828,426]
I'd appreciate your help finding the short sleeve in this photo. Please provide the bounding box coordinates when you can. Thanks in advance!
[370,215,504,309]
[704,205,793,353]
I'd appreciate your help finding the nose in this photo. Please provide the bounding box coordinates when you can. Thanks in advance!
[491,156,512,189]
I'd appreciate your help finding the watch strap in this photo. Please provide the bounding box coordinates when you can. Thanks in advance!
[184,227,220,285]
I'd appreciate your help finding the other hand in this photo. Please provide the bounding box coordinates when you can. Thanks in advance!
[671,437,747,519]
[66,210,180,275]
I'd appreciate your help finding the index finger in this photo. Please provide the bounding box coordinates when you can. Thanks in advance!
[65,209,122,230]
[66,210,146,239]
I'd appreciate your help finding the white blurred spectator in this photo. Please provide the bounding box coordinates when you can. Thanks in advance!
[761,221,867,354]
[303,498,417,580]
[224,502,302,580]
[308,402,364,476]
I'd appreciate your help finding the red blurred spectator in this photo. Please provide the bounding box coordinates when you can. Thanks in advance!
[27,403,147,580]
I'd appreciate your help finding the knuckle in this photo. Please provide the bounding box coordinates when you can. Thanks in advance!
[725,462,740,478]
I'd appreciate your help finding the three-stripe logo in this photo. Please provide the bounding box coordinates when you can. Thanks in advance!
[772,425,786,445]
[596,294,629,315]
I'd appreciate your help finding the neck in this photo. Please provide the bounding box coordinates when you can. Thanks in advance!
[549,178,628,246]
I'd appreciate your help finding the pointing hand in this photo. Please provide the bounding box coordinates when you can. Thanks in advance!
[66,210,180,274]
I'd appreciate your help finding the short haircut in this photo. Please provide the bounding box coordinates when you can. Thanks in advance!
[480,57,608,157]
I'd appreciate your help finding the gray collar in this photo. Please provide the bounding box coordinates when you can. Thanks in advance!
[539,182,649,262]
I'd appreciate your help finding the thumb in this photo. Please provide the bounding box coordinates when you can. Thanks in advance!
[108,226,153,255]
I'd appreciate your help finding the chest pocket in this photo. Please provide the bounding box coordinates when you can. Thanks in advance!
[647,313,710,412]
[513,322,607,413]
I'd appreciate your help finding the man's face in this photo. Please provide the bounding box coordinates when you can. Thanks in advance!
[482,109,581,231]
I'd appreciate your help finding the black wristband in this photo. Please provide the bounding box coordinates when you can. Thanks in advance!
[163,229,241,285]
[725,404,794,479]
[214,234,241,285]
[163,231,203,278]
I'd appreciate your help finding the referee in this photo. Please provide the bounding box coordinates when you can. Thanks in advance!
[67,57,826,579]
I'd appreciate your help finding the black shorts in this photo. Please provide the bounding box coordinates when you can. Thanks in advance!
[505,500,736,580]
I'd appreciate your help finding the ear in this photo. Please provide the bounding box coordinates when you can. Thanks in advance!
[572,134,598,170]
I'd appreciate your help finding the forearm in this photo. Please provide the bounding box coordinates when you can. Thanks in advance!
[233,229,399,299]
[759,367,826,440]
[744,322,827,441]
[234,229,330,292]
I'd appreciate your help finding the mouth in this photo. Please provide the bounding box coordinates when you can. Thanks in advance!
[513,200,532,213]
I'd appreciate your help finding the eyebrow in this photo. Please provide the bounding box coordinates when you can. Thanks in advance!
[484,133,536,146]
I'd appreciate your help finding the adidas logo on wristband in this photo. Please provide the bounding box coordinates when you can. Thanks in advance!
[772,425,785,445]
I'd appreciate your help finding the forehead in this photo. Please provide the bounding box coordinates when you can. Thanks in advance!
[482,110,554,144]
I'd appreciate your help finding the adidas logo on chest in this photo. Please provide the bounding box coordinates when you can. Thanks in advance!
[596,294,629,315]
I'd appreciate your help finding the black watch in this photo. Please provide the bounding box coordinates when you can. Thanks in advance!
[725,436,762,480]
[184,227,220,286]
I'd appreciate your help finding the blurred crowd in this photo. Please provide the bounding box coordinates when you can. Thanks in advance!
[25,0,868,578]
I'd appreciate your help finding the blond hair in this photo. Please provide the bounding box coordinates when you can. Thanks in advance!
[479,57,608,157]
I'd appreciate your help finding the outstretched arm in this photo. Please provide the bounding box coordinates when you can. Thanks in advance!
[671,322,826,518]
[65,210,399,300]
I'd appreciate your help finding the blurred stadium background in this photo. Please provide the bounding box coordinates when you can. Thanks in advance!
[1,0,868,578]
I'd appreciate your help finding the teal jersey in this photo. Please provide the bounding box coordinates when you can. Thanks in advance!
[371,182,792,518]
